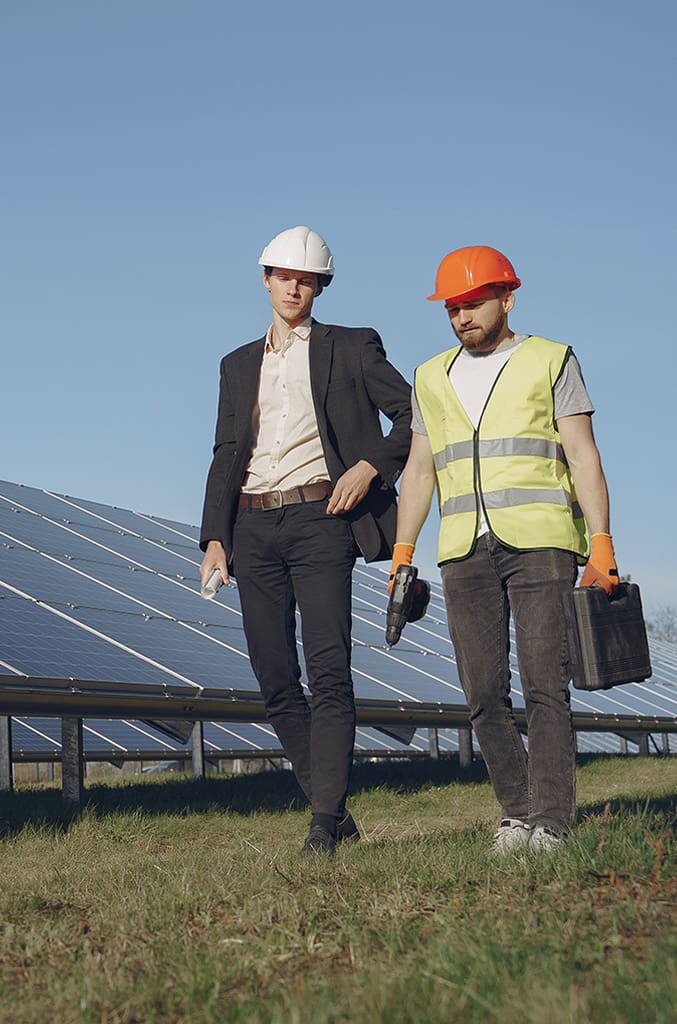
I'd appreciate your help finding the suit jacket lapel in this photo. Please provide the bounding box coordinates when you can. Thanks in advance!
[309,320,333,416]
[234,337,266,433]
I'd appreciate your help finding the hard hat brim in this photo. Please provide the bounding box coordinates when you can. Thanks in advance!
[258,258,334,276]
[427,279,521,303]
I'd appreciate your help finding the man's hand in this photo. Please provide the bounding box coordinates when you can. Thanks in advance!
[326,460,378,515]
[200,540,230,587]
[579,533,619,595]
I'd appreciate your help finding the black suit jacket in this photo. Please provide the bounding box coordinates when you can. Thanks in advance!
[199,320,412,563]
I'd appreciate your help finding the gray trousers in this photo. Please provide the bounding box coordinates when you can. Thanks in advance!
[441,533,578,833]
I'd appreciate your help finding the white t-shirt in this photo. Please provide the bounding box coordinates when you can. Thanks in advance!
[411,335,593,433]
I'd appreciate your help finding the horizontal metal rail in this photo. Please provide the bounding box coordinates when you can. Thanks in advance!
[1,675,675,735]
[7,747,481,764]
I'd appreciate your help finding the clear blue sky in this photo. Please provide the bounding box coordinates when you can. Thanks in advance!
[2,1,676,610]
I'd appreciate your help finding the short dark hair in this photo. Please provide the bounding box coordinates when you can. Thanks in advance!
[263,267,332,295]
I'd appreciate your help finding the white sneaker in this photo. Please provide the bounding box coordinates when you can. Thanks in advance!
[490,818,530,856]
[528,825,564,854]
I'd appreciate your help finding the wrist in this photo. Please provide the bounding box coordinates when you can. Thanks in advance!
[358,459,378,481]
[590,534,615,553]
[392,542,415,565]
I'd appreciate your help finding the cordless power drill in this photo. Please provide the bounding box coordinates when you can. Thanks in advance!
[385,564,431,646]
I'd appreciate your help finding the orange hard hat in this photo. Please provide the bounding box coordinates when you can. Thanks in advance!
[427,245,521,303]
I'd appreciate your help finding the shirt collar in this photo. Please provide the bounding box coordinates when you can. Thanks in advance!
[266,318,312,352]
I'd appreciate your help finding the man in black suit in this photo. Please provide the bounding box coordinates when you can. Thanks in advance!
[199,226,411,853]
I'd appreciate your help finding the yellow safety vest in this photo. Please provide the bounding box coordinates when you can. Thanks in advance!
[414,336,590,564]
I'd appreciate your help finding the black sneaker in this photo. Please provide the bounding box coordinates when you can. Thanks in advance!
[301,825,336,855]
[336,810,361,844]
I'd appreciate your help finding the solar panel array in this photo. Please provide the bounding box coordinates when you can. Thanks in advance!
[1,479,675,763]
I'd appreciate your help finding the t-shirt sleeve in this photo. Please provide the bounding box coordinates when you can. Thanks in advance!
[554,352,595,420]
[411,387,428,435]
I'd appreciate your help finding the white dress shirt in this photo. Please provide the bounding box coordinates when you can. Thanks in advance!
[242,319,330,492]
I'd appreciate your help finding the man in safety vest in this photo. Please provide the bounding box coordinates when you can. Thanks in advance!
[391,245,618,854]
[200,226,411,855]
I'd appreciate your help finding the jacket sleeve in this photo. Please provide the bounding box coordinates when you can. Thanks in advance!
[359,331,412,486]
[199,357,238,551]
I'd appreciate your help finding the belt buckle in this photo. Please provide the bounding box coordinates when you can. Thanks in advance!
[265,489,283,509]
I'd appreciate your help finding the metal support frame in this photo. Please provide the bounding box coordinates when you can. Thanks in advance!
[0,674,673,804]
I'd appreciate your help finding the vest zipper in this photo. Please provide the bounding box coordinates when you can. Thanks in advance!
[473,357,515,541]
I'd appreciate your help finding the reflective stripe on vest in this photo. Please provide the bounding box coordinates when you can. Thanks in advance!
[415,336,589,563]
[442,489,583,518]
[433,437,564,471]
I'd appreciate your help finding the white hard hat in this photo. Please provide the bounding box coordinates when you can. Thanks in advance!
[258,226,334,277]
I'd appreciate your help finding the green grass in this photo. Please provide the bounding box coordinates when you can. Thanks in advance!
[0,755,675,1023]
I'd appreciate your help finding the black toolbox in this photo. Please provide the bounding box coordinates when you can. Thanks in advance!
[562,582,652,691]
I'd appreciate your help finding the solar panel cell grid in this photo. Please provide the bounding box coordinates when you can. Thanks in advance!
[0,596,182,685]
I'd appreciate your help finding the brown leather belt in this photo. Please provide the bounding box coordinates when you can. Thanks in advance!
[238,480,332,511]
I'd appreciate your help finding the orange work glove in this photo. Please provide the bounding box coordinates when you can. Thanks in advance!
[579,533,619,595]
[387,543,415,595]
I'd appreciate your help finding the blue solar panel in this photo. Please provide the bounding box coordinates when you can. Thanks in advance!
[12,717,168,755]
[0,594,184,685]
[1,479,675,764]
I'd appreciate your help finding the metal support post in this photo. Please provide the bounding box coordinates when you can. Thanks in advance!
[428,728,440,760]
[458,726,473,767]
[0,716,13,793]
[191,721,205,778]
[61,717,84,804]
[637,733,649,756]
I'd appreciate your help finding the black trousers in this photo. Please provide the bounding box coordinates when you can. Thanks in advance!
[232,498,357,817]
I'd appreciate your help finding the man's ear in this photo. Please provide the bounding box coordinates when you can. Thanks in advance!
[503,289,516,313]
[263,271,271,291]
